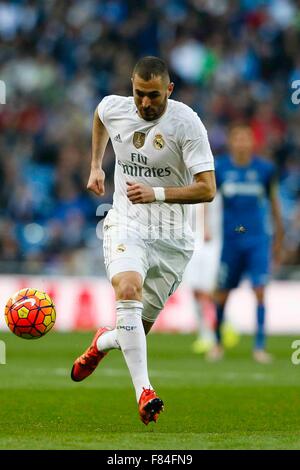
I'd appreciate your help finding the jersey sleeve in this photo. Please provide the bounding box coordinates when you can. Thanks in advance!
[181,114,215,175]
[97,95,120,127]
[97,96,110,125]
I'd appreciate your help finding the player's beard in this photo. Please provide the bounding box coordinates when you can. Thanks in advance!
[139,94,168,121]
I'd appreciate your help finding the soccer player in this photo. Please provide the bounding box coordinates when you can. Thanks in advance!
[208,124,283,363]
[71,57,216,424]
[183,197,239,354]
[183,198,222,353]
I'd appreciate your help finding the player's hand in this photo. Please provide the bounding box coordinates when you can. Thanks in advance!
[126,182,155,204]
[87,167,105,196]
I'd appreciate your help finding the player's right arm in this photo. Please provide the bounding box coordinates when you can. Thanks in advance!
[269,180,284,267]
[203,203,212,242]
[87,108,109,196]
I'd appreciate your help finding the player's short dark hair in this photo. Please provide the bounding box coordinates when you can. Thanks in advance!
[132,56,170,82]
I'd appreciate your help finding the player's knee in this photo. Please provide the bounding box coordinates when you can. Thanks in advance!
[115,281,142,301]
[254,287,265,304]
[214,290,229,306]
[194,290,209,302]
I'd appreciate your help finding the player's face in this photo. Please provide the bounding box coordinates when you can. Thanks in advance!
[229,128,254,158]
[132,74,174,121]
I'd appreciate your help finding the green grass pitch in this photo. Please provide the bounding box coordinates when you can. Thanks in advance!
[0,331,300,449]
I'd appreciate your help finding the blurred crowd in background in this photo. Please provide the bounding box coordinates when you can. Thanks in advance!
[0,0,299,277]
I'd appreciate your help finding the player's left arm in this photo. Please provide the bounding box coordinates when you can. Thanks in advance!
[126,170,216,204]
[268,180,284,266]
[127,115,216,205]
[165,170,216,203]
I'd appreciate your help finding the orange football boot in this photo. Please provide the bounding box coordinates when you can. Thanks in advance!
[138,388,164,425]
[71,327,111,382]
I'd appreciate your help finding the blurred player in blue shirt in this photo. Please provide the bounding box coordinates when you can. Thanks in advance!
[209,125,283,363]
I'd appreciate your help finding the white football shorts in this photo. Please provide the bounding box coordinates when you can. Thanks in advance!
[103,212,193,323]
[183,241,221,292]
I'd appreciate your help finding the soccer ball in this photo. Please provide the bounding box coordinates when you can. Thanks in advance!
[4,288,56,339]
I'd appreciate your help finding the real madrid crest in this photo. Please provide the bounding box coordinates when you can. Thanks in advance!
[133,132,146,149]
[116,243,126,253]
[153,134,165,150]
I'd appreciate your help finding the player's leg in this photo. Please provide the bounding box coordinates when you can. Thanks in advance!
[97,271,143,352]
[98,269,164,425]
[142,240,194,336]
[247,238,272,363]
[96,300,154,349]
[136,241,193,421]
[207,244,243,360]
[97,317,153,350]
[253,286,270,359]
[72,222,147,380]
[214,289,230,345]
[192,289,215,354]
[103,226,165,423]
[253,286,266,349]
[252,287,272,363]
[72,272,144,372]
[72,226,163,423]
[110,271,155,402]
[206,289,230,360]
[183,245,218,353]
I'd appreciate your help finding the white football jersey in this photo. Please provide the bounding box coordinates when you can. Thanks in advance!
[98,95,215,248]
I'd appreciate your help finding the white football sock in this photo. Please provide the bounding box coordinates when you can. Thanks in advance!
[116,300,152,402]
[193,296,214,342]
[97,329,120,352]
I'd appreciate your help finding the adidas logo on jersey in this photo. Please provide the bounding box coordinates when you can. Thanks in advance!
[114,134,122,143]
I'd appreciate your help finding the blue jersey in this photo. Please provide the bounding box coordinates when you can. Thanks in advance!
[215,154,276,289]
[215,154,276,242]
